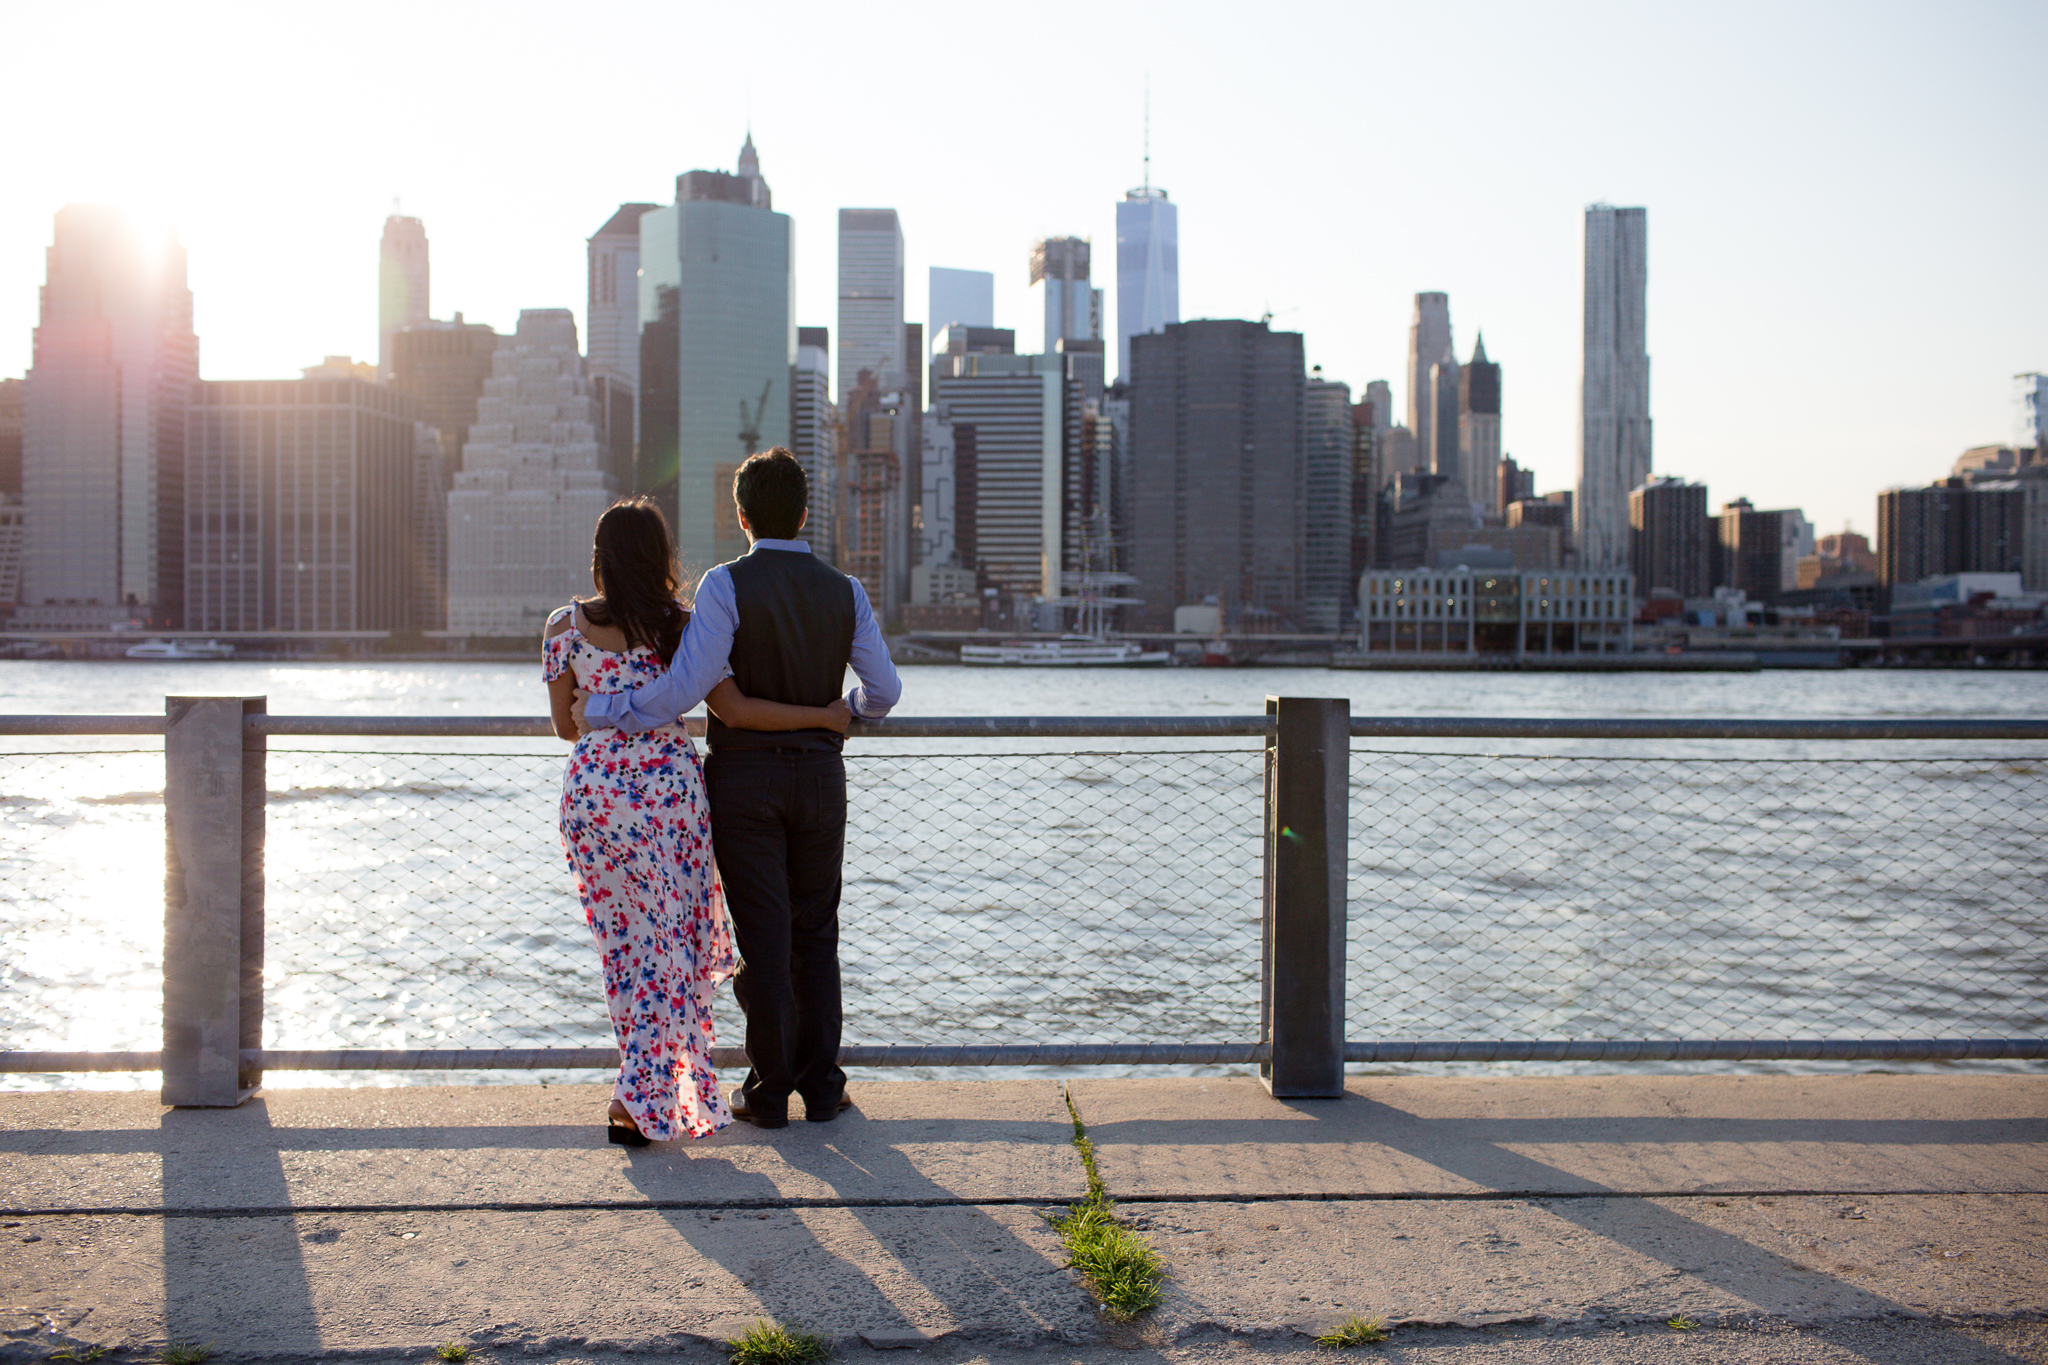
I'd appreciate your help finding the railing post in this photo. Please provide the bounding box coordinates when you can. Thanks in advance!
[1261,695,1349,1098]
[162,695,265,1106]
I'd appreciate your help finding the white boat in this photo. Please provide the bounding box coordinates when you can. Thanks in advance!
[959,635,1169,667]
[123,638,236,661]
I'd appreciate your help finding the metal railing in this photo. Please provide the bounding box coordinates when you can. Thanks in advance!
[3,697,2045,1106]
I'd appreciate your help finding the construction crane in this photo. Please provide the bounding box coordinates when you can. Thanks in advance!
[737,380,773,457]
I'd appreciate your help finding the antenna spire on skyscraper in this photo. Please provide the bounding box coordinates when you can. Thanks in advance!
[1143,73,1151,193]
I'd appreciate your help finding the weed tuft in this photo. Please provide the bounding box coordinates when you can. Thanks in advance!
[435,1342,472,1361]
[1314,1314,1391,1348]
[1043,1086,1166,1321]
[52,1348,108,1363]
[727,1319,830,1365]
[161,1346,213,1365]
[1667,1315,1698,1331]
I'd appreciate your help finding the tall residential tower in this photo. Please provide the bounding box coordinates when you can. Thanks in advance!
[1577,205,1651,570]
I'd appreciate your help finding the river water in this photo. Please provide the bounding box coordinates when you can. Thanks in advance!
[2,661,2043,1088]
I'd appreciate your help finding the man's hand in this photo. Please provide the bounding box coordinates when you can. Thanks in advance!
[570,688,593,738]
[820,698,854,734]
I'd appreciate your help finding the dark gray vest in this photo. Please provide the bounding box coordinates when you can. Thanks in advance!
[706,547,856,754]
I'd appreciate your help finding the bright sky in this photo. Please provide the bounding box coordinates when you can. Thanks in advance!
[4,0,2042,538]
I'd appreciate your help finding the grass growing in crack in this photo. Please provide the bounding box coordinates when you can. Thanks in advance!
[1314,1315,1391,1348]
[160,1347,212,1365]
[727,1319,830,1365]
[1667,1316,1698,1331]
[1042,1086,1166,1322]
[435,1342,472,1361]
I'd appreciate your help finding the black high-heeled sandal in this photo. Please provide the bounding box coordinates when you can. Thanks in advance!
[606,1114,651,1147]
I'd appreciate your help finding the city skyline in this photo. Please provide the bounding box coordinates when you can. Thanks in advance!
[1,1,2042,542]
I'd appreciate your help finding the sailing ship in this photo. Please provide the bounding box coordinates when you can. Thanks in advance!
[958,513,1167,667]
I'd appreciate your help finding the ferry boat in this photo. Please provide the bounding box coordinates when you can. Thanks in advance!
[959,635,1169,667]
[123,638,236,661]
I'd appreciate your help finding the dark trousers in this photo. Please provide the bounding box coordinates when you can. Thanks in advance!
[704,748,848,1113]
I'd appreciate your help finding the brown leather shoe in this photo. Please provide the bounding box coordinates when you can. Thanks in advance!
[729,1092,788,1129]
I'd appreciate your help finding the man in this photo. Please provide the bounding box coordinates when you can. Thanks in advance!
[574,448,901,1128]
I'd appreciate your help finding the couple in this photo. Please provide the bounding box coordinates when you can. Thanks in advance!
[542,448,901,1145]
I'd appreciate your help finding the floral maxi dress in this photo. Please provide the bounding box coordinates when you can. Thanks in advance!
[544,608,736,1139]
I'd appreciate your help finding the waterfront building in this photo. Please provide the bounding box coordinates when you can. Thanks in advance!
[637,136,792,569]
[1115,187,1178,381]
[1358,568,1634,655]
[21,204,198,629]
[1430,354,1462,492]
[1459,336,1502,515]
[1304,373,1355,632]
[1878,478,2028,587]
[184,371,432,633]
[587,203,657,404]
[1030,237,1100,359]
[1384,471,1481,571]
[1126,319,1305,631]
[930,352,1067,605]
[1713,499,1795,604]
[838,209,905,409]
[1349,396,1383,582]
[790,327,837,563]
[919,401,959,573]
[1628,475,1710,600]
[446,310,613,637]
[1406,293,1452,467]
[1499,456,1536,512]
[377,214,429,382]
[928,267,994,343]
[2025,464,2048,592]
[1577,204,1652,570]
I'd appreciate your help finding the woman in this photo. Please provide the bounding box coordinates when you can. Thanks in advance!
[544,498,849,1145]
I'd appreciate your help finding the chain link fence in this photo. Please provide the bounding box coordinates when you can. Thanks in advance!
[0,750,165,1056]
[261,745,1266,1056]
[4,730,2045,1067]
[1347,748,2048,1045]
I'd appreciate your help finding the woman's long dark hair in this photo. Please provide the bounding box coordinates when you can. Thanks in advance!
[579,498,687,663]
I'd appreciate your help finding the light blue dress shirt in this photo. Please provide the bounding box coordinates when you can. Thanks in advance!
[581,538,902,735]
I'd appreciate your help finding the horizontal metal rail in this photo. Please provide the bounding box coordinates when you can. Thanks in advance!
[7,1039,2042,1073]
[7,713,2048,740]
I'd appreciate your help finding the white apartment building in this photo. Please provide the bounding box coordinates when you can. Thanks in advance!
[446,310,613,636]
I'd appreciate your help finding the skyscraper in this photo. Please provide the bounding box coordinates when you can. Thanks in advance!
[1429,353,1461,489]
[1406,292,1451,464]
[1030,237,1099,357]
[1459,336,1502,515]
[446,309,613,636]
[1115,188,1178,381]
[391,316,501,630]
[637,136,792,570]
[378,214,429,381]
[1577,205,1651,570]
[21,204,198,628]
[185,373,432,632]
[1303,373,1356,632]
[931,352,1067,604]
[587,203,658,392]
[1127,319,1305,630]
[790,326,837,562]
[838,209,905,408]
[928,267,994,344]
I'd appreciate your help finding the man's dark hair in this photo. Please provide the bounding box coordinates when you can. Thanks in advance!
[733,447,808,540]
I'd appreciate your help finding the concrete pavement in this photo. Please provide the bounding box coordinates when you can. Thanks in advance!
[2,1075,2043,1362]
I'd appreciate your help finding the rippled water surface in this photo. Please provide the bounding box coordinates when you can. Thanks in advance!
[3,662,2043,1087]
